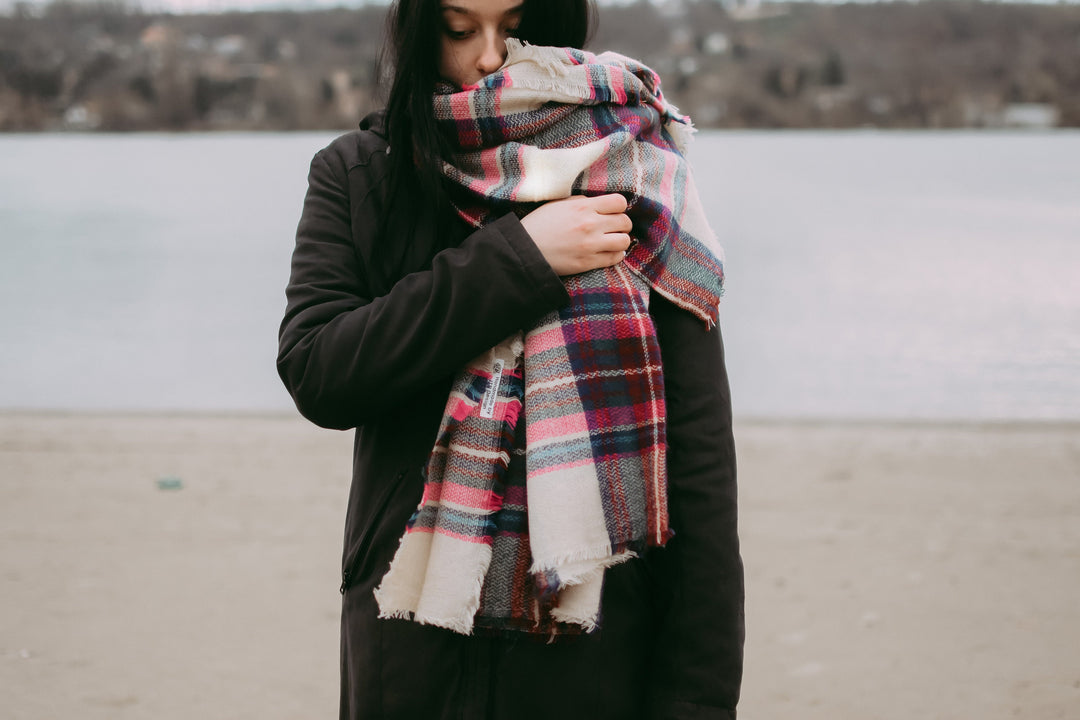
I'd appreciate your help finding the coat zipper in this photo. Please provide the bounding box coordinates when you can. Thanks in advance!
[340,469,408,594]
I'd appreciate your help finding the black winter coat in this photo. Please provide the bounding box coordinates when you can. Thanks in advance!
[278,112,744,720]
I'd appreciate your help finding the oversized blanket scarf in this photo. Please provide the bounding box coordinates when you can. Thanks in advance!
[374,40,725,636]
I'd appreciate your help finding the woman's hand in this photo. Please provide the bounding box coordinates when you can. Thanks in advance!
[520,194,633,276]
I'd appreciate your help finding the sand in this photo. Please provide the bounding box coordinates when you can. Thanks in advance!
[1,412,1078,719]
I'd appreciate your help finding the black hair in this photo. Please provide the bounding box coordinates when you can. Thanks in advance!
[380,0,595,206]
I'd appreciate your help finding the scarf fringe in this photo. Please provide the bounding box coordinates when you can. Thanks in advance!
[412,548,490,635]
[645,278,721,329]
[376,538,494,636]
[505,38,571,78]
[550,612,598,632]
[530,546,637,585]
[661,100,696,156]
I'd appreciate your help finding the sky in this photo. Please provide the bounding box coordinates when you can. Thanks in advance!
[3,0,1073,14]
[9,0,1075,16]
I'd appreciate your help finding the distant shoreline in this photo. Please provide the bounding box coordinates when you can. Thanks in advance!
[3,2,1078,131]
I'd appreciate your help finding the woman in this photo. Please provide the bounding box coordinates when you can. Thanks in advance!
[277,1,743,718]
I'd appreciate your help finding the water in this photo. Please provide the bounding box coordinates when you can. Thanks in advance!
[693,131,1080,421]
[1,131,1077,420]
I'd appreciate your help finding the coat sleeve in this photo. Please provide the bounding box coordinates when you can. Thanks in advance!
[648,293,744,720]
[277,143,570,430]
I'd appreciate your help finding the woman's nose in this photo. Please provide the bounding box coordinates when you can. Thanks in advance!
[476,32,507,75]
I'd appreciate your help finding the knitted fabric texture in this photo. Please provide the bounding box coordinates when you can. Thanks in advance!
[374,40,725,636]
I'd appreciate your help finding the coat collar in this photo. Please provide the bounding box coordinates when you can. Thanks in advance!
[359,110,388,140]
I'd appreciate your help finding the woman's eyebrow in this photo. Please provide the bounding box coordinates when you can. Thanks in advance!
[441,3,525,17]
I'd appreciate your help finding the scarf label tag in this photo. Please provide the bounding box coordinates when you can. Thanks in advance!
[479,359,505,419]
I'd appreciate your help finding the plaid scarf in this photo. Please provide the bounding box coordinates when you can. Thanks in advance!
[374,40,724,636]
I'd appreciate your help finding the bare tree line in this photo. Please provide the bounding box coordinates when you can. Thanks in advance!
[1,0,1077,131]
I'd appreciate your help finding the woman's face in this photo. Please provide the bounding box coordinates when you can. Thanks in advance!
[438,0,524,88]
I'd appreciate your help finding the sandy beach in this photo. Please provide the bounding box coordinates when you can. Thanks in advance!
[2,412,1078,719]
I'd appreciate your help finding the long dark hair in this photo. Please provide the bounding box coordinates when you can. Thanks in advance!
[381,0,595,205]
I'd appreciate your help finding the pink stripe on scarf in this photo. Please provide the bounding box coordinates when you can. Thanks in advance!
[524,325,569,355]
[527,411,590,442]
[421,481,504,509]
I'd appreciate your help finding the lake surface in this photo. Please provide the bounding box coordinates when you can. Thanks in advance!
[1,130,1077,420]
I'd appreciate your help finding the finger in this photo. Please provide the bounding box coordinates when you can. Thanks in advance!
[600,232,632,251]
[591,193,629,214]
[601,250,627,266]
[596,211,631,235]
